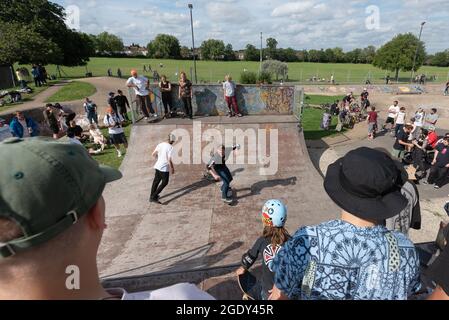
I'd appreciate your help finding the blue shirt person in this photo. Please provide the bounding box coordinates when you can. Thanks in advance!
[9,112,39,138]
[272,220,420,300]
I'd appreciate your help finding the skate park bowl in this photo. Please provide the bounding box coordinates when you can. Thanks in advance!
[99,85,338,297]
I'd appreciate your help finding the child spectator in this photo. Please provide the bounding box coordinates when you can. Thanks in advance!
[236,200,290,300]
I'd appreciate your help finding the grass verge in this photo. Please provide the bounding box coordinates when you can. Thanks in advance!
[46,81,96,102]
[85,124,132,170]
[302,107,345,140]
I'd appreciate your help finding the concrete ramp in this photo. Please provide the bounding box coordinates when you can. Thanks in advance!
[98,116,337,282]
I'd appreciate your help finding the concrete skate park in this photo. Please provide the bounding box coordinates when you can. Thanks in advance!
[2,79,449,299]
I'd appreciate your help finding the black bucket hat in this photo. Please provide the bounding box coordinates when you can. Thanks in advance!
[324,147,408,220]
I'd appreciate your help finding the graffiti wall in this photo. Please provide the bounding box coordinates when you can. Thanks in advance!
[149,84,296,116]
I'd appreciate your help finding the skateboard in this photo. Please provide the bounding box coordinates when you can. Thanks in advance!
[237,272,261,300]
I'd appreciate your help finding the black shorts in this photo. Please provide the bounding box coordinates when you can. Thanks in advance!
[385,117,395,124]
[50,124,60,135]
[110,132,127,145]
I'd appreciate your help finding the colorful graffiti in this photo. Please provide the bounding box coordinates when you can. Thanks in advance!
[260,86,295,114]
[149,84,297,116]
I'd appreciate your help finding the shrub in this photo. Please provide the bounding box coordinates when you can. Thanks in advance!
[258,71,272,84]
[262,60,288,80]
[240,71,258,84]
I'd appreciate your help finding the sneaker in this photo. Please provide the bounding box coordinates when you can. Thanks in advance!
[153,114,158,118]
[150,198,162,204]
[117,151,122,158]
[224,198,233,203]
[434,185,440,189]
[144,117,149,120]
[422,180,429,185]
[237,113,243,117]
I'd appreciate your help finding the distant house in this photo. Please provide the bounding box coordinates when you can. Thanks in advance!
[123,44,148,56]
[235,50,245,61]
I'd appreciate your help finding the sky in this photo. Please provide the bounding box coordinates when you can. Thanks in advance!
[56,0,449,53]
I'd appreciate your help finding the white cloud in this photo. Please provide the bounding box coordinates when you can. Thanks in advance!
[53,0,449,53]
[271,1,316,17]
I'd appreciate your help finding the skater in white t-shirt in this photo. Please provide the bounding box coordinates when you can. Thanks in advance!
[382,101,400,132]
[150,134,176,204]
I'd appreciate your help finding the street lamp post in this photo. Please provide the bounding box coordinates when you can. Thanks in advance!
[188,4,197,84]
[260,32,263,74]
[411,21,426,83]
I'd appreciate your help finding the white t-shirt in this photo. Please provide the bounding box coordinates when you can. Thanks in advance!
[387,105,400,119]
[153,142,173,172]
[223,81,235,97]
[106,283,215,300]
[396,111,406,125]
[103,114,124,135]
[18,119,30,137]
[127,76,149,96]
[414,111,425,127]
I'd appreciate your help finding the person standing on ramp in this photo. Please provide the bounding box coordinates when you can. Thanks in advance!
[150,134,176,204]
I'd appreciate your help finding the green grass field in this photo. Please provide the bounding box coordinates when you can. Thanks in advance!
[302,106,344,140]
[87,124,132,169]
[17,57,449,84]
[46,81,97,103]
[304,94,345,106]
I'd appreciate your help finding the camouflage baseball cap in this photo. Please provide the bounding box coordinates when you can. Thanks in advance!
[0,137,122,259]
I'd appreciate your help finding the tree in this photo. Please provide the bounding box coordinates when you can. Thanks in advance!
[373,33,426,80]
[324,48,335,63]
[262,60,288,81]
[297,50,308,62]
[223,44,236,61]
[180,46,191,59]
[332,48,346,63]
[244,44,260,61]
[427,50,449,67]
[346,48,362,63]
[147,34,181,59]
[200,39,225,60]
[266,37,278,60]
[0,0,92,66]
[94,32,124,54]
[277,48,298,62]
[308,49,321,62]
[360,46,376,64]
[0,21,60,65]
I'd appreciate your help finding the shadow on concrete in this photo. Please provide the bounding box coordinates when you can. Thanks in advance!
[235,176,297,201]
[102,241,244,280]
[160,168,245,204]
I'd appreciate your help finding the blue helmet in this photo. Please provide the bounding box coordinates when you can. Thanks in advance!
[262,199,287,228]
